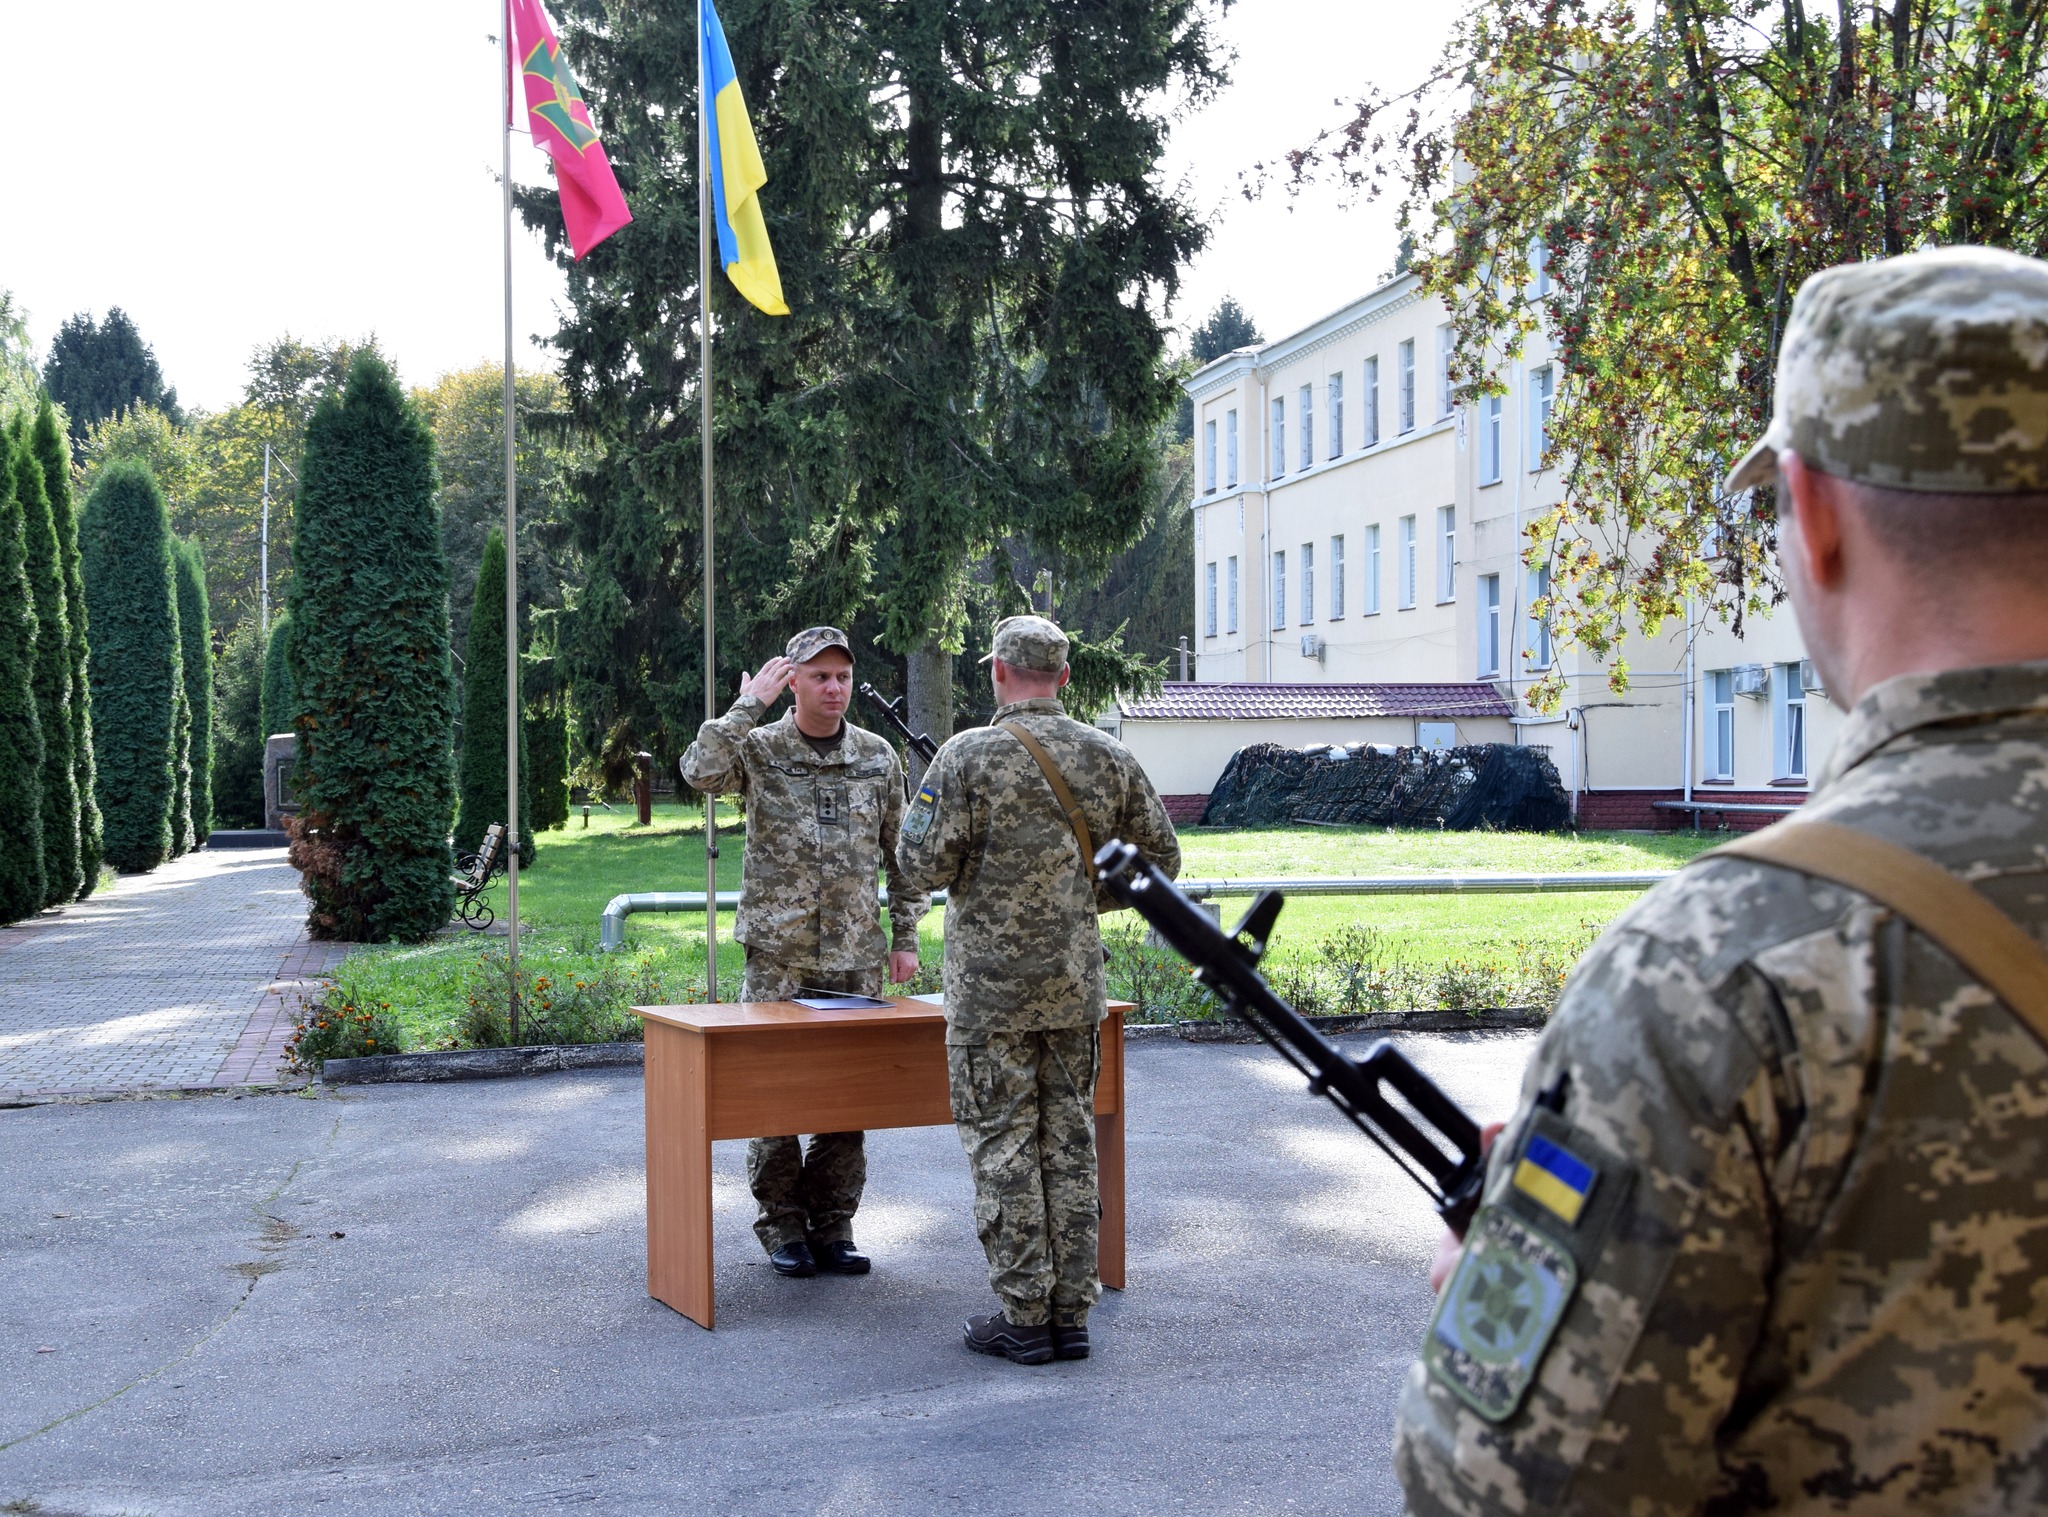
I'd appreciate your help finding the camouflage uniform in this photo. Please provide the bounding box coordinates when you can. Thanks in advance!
[680,627,925,1253]
[894,617,1181,1329]
[1398,248,2048,1513]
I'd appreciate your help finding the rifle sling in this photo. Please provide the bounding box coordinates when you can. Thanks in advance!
[1706,819,2048,1051]
[998,721,1098,884]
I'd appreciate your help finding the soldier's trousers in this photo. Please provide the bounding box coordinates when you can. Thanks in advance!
[741,954,882,1252]
[947,1025,1102,1328]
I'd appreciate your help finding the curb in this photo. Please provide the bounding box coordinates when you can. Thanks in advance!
[1,1079,310,1109]
[319,1042,644,1085]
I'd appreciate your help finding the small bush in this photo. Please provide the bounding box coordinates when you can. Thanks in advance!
[285,996,403,1072]
[456,946,662,1047]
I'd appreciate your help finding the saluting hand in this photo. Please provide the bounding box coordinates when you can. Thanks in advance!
[739,657,795,706]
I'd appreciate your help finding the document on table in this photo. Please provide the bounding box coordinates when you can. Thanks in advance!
[791,994,895,1010]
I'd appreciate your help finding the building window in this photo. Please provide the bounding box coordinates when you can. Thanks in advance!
[1479,574,1501,676]
[1300,542,1314,625]
[1299,384,1313,471]
[1364,524,1381,614]
[1226,555,1239,634]
[1270,397,1285,480]
[1225,408,1239,488]
[1398,515,1417,608]
[1203,419,1216,494]
[1363,356,1380,447]
[1529,366,1554,469]
[1776,663,1807,780]
[1271,550,1286,631]
[1328,373,1344,457]
[1330,534,1346,620]
[1437,323,1454,419]
[1531,238,1552,298]
[1525,563,1552,667]
[1398,340,1416,433]
[1438,505,1456,602]
[1204,561,1218,638]
[1479,394,1503,485]
[1708,670,1734,780]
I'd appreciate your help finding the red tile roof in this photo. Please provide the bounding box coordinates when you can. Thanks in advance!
[1116,682,1513,721]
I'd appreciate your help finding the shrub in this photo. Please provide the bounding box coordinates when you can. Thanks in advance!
[0,431,46,920]
[11,422,77,905]
[31,399,100,892]
[458,946,660,1047]
[456,527,531,863]
[172,538,212,840]
[80,459,181,872]
[287,352,456,941]
[284,996,403,1073]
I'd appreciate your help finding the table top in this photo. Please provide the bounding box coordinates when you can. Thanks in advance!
[633,997,1132,1035]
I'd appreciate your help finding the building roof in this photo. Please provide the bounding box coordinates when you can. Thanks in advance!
[1116,682,1514,722]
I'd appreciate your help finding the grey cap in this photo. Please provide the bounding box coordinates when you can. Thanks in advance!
[784,626,853,664]
[1727,245,2048,495]
[979,614,1069,673]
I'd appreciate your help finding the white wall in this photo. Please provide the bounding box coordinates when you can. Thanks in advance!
[1118,714,1518,796]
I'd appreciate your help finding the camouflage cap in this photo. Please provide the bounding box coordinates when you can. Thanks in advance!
[979,614,1070,673]
[784,626,853,664]
[1727,245,2048,495]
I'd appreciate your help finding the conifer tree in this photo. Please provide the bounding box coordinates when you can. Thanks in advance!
[456,528,532,863]
[173,539,212,841]
[80,460,180,873]
[261,610,296,740]
[0,434,46,920]
[287,353,456,941]
[31,399,101,891]
[167,608,192,858]
[10,422,78,904]
[210,619,265,828]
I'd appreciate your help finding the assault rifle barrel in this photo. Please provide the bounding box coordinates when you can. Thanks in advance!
[858,683,939,767]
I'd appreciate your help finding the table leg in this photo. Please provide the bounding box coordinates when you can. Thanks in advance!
[645,1021,716,1328]
[1097,1011,1126,1291]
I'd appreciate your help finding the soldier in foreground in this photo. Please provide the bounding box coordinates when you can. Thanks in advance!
[680,626,923,1280]
[1396,245,2048,1513]
[895,616,1180,1364]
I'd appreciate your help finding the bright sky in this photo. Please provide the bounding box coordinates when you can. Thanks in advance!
[13,1,1453,413]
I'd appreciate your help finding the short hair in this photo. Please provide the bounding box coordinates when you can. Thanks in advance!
[1850,478,2048,573]
[994,657,1062,684]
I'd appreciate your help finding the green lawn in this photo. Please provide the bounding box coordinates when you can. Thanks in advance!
[317,804,1721,1054]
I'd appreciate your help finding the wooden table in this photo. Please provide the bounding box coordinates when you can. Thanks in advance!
[632,997,1129,1329]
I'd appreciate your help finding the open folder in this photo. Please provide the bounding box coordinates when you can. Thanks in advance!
[790,993,895,1011]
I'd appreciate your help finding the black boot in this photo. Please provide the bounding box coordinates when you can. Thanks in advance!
[1050,1320,1090,1360]
[768,1240,816,1277]
[963,1312,1053,1365]
[816,1239,871,1275]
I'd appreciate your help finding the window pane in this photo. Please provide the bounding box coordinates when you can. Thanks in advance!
[1331,534,1345,619]
[1272,551,1286,630]
[1364,357,1380,446]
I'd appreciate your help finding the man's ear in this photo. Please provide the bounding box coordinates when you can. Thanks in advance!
[1780,450,1845,590]
[1056,665,1072,689]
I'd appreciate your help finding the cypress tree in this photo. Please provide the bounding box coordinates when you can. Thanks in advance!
[0,435,46,921]
[173,539,212,842]
[80,460,180,873]
[261,609,297,739]
[167,603,192,857]
[456,527,532,863]
[31,399,101,893]
[10,423,79,905]
[288,352,456,941]
[528,706,569,832]
[210,619,266,828]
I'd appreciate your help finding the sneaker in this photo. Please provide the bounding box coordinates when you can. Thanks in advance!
[1050,1321,1090,1360]
[963,1312,1053,1365]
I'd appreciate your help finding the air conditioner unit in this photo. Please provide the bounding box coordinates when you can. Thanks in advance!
[1799,659,1827,696]
[1299,634,1326,663]
[1731,664,1770,699]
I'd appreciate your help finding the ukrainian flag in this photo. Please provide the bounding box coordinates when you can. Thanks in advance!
[700,0,788,315]
[1512,1134,1597,1226]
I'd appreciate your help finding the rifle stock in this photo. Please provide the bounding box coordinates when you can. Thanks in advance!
[1094,839,1487,1234]
[858,682,939,768]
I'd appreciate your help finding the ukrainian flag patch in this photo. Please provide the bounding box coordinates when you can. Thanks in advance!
[1512,1134,1598,1227]
[903,782,938,842]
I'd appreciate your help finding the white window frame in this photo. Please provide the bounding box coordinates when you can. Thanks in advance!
[1226,555,1239,635]
[1204,561,1218,639]
[1398,515,1417,609]
[1436,323,1454,419]
[1437,505,1456,603]
[1529,366,1554,470]
[1479,394,1503,485]
[1271,550,1286,631]
[1398,340,1416,433]
[1225,408,1239,488]
[1363,356,1380,447]
[1203,419,1217,494]
[1708,670,1734,780]
[1775,663,1808,780]
[1328,372,1344,457]
[1300,542,1314,625]
[1479,573,1502,676]
[1270,396,1285,480]
[1330,534,1346,620]
[1364,524,1382,614]
[1525,563,1552,667]
[1298,383,1313,471]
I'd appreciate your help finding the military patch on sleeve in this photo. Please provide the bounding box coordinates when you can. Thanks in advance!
[1512,1133,1599,1227]
[1423,1205,1579,1422]
[903,782,939,842]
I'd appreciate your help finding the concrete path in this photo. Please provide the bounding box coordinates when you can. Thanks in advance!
[0,848,341,1103]
[0,1031,1536,1516]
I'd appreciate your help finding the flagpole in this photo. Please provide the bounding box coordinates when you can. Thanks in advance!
[698,8,720,1002]
[502,0,523,1040]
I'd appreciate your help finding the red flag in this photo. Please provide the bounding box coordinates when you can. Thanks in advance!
[508,0,632,260]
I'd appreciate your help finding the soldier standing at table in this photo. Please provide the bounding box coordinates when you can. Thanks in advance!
[1396,247,2048,1512]
[895,615,1181,1364]
[681,626,924,1280]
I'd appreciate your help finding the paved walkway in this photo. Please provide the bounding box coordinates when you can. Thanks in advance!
[0,848,342,1102]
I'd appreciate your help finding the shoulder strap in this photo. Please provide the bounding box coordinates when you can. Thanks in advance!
[1707,819,2048,1049]
[998,720,1098,883]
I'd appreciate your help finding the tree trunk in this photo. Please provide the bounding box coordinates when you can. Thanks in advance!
[904,640,953,787]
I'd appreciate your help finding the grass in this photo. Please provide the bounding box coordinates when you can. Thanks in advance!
[317,803,1727,1052]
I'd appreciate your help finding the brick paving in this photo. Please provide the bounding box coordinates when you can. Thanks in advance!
[0,848,344,1102]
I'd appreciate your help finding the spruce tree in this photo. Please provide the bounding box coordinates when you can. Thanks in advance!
[456,527,532,863]
[32,399,101,892]
[0,435,46,920]
[80,460,180,873]
[261,609,297,740]
[288,352,455,941]
[10,423,79,904]
[173,539,212,841]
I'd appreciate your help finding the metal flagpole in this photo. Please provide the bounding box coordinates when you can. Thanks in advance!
[260,444,271,647]
[502,0,523,1039]
[698,9,720,1001]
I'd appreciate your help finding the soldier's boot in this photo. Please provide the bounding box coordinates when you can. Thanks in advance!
[1050,1314,1090,1361]
[816,1240,870,1275]
[963,1312,1053,1365]
[769,1240,817,1278]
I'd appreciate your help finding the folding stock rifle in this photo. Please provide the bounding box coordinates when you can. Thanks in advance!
[858,683,940,770]
[1093,839,1487,1234]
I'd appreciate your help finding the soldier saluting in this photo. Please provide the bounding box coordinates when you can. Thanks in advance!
[1397,247,2048,1512]
[895,616,1181,1365]
[681,626,924,1280]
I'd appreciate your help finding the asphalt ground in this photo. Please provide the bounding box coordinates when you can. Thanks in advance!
[1,1031,1537,1517]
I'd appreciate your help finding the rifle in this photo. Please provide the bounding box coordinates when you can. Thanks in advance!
[1093,839,1487,1234]
[859,682,939,768]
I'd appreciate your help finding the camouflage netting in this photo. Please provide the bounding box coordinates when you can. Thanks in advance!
[1199,743,1571,832]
